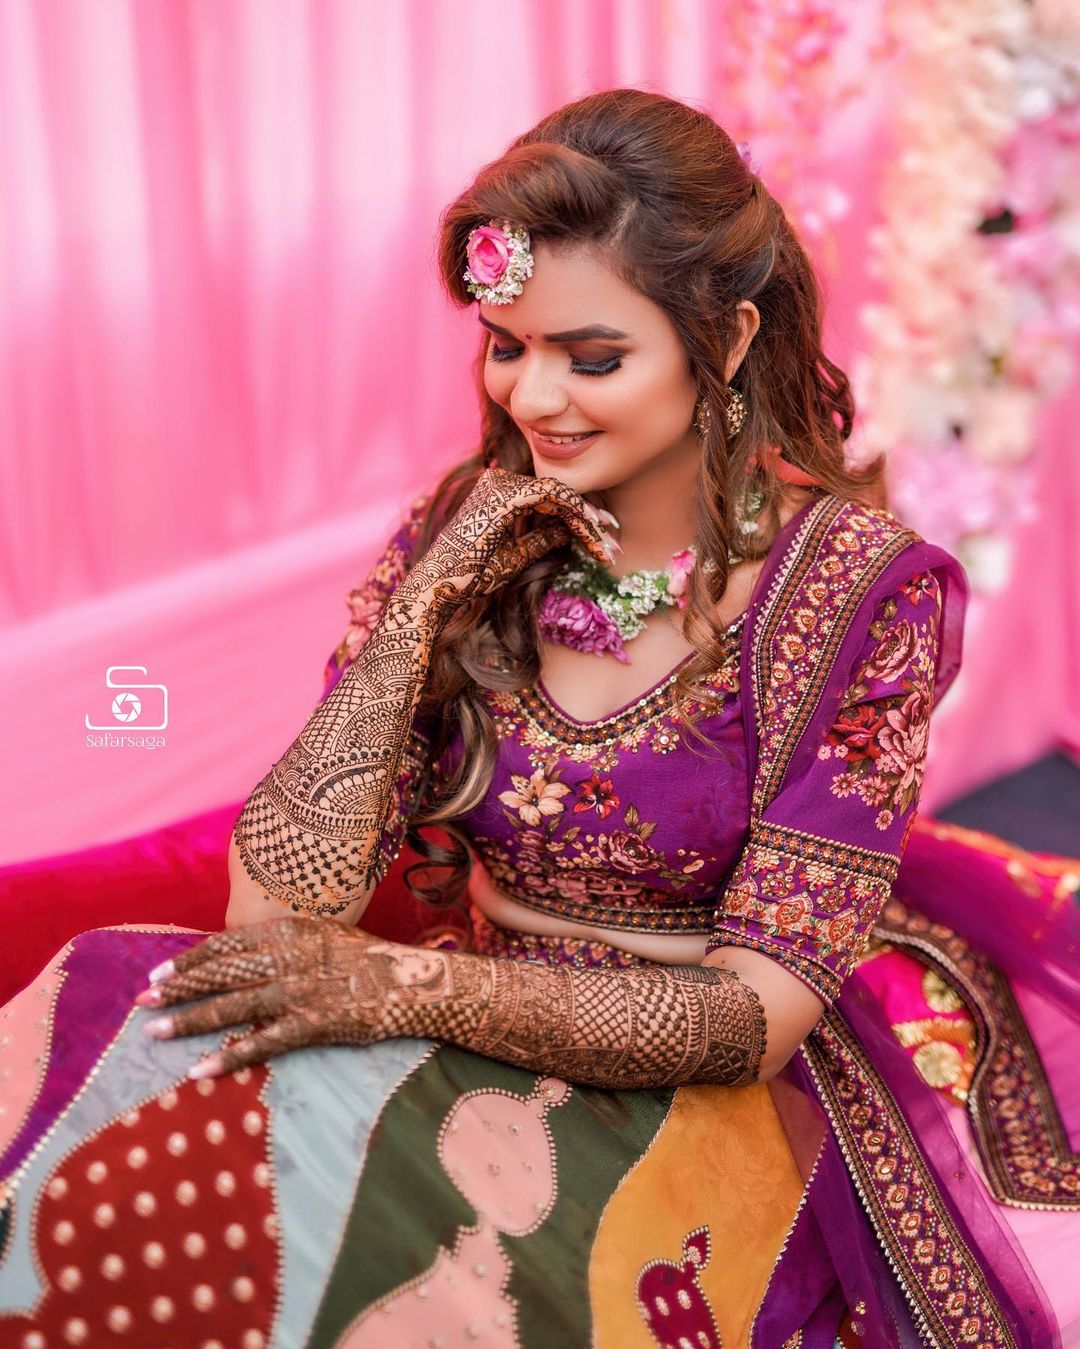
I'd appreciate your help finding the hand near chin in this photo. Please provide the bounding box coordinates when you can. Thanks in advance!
[403,465,622,608]
[132,916,438,1078]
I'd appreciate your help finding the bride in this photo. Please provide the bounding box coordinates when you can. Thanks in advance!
[2,86,1078,1349]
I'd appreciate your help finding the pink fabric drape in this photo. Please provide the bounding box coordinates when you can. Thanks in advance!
[0,0,1076,863]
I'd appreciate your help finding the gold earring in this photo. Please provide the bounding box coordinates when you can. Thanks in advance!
[725,387,748,436]
[693,395,712,439]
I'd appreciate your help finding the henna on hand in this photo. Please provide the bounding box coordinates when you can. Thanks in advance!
[143,917,767,1090]
[140,918,490,1075]
[231,468,620,919]
[397,466,621,611]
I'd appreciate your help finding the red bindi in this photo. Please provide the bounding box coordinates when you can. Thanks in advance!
[525,332,532,340]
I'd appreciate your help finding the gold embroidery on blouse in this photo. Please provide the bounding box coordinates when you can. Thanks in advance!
[484,616,744,768]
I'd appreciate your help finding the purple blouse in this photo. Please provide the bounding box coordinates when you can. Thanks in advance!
[437,615,751,936]
[321,489,968,1011]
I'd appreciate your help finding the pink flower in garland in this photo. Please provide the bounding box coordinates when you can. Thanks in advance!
[538,591,629,663]
[666,549,697,609]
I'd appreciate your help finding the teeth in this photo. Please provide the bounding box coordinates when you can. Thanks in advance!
[541,432,595,446]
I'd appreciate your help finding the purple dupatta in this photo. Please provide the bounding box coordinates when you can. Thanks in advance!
[735,494,1074,1347]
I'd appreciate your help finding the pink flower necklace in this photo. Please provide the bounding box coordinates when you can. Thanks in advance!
[538,544,697,664]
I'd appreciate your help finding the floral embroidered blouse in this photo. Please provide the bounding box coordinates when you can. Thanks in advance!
[321,490,967,1011]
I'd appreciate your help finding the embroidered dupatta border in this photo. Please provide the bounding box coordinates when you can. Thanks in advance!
[744,497,1018,1340]
[748,494,918,817]
[875,898,1080,1211]
[800,1012,1018,1348]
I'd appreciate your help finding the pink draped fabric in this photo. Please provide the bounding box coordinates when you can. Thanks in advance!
[0,1,1077,864]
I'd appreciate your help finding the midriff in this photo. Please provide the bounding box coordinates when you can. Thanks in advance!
[467,855,710,966]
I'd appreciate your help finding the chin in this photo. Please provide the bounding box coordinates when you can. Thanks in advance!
[529,449,626,496]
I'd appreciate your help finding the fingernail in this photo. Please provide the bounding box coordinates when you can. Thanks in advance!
[134,987,164,1007]
[148,959,175,985]
[598,509,621,529]
[187,1057,219,1080]
[144,1016,174,1038]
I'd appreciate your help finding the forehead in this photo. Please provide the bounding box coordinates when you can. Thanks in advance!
[479,239,652,331]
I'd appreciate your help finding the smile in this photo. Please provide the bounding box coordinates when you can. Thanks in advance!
[531,430,604,460]
[534,430,598,445]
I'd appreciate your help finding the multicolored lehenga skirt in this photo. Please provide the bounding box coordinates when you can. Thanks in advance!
[1,818,1079,1348]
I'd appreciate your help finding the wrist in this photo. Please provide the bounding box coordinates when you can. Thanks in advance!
[392,567,466,621]
[367,942,494,1043]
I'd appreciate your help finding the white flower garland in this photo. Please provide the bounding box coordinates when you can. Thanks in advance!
[847,0,1080,589]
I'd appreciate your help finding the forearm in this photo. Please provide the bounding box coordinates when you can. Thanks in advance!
[229,468,616,923]
[231,575,446,919]
[378,946,768,1090]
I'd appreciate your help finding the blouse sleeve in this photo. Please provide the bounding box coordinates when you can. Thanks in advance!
[316,490,433,891]
[706,564,951,1008]
[319,492,431,702]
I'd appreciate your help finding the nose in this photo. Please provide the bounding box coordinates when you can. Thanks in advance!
[509,354,571,426]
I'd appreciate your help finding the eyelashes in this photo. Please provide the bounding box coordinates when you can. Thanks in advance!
[487,346,623,377]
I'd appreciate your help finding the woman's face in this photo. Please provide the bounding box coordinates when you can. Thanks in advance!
[479,241,702,496]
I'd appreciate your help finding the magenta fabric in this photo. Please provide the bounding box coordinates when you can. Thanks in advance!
[438,624,752,937]
[894,821,1080,1022]
[0,801,236,1003]
[0,928,202,1177]
[706,538,963,1008]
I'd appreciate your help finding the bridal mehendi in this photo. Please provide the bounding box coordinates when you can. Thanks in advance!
[230,468,618,918]
[139,916,768,1090]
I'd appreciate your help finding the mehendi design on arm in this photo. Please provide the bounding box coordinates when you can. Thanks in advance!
[232,587,443,917]
[151,921,767,1090]
[231,468,619,918]
[380,947,769,1090]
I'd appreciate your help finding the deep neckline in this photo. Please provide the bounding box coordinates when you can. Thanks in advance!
[535,612,746,727]
[529,491,826,730]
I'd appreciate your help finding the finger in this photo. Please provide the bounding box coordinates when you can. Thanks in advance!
[193,1017,303,1078]
[563,511,622,566]
[515,521,572,567]
[143,948,279,1008]
[143,983,288,1039]
[146,927,257,986]
[476,470,620,567]
[525,484,620,565]
[149,912,308,984]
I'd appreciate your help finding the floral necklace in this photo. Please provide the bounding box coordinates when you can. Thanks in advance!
[538,544,698,664]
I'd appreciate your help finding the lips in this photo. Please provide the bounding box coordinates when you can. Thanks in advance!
[531,429,603,461]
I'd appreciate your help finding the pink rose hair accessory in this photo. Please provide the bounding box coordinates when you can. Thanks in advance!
[463,219,534,305]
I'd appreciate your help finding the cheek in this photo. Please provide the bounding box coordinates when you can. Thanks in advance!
[603,362,694,432]
[483,361,504,404]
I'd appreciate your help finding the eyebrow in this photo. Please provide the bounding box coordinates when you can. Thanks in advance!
[477,315,631,342]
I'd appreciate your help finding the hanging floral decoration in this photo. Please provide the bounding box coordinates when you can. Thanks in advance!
[847,1,1080,590]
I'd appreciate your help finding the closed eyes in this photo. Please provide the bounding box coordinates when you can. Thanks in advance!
[487,345,623,377]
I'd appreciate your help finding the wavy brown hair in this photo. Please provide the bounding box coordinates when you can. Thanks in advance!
[399,87,885,920]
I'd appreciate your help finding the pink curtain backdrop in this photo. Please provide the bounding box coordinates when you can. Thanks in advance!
[0,1,1077,864]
